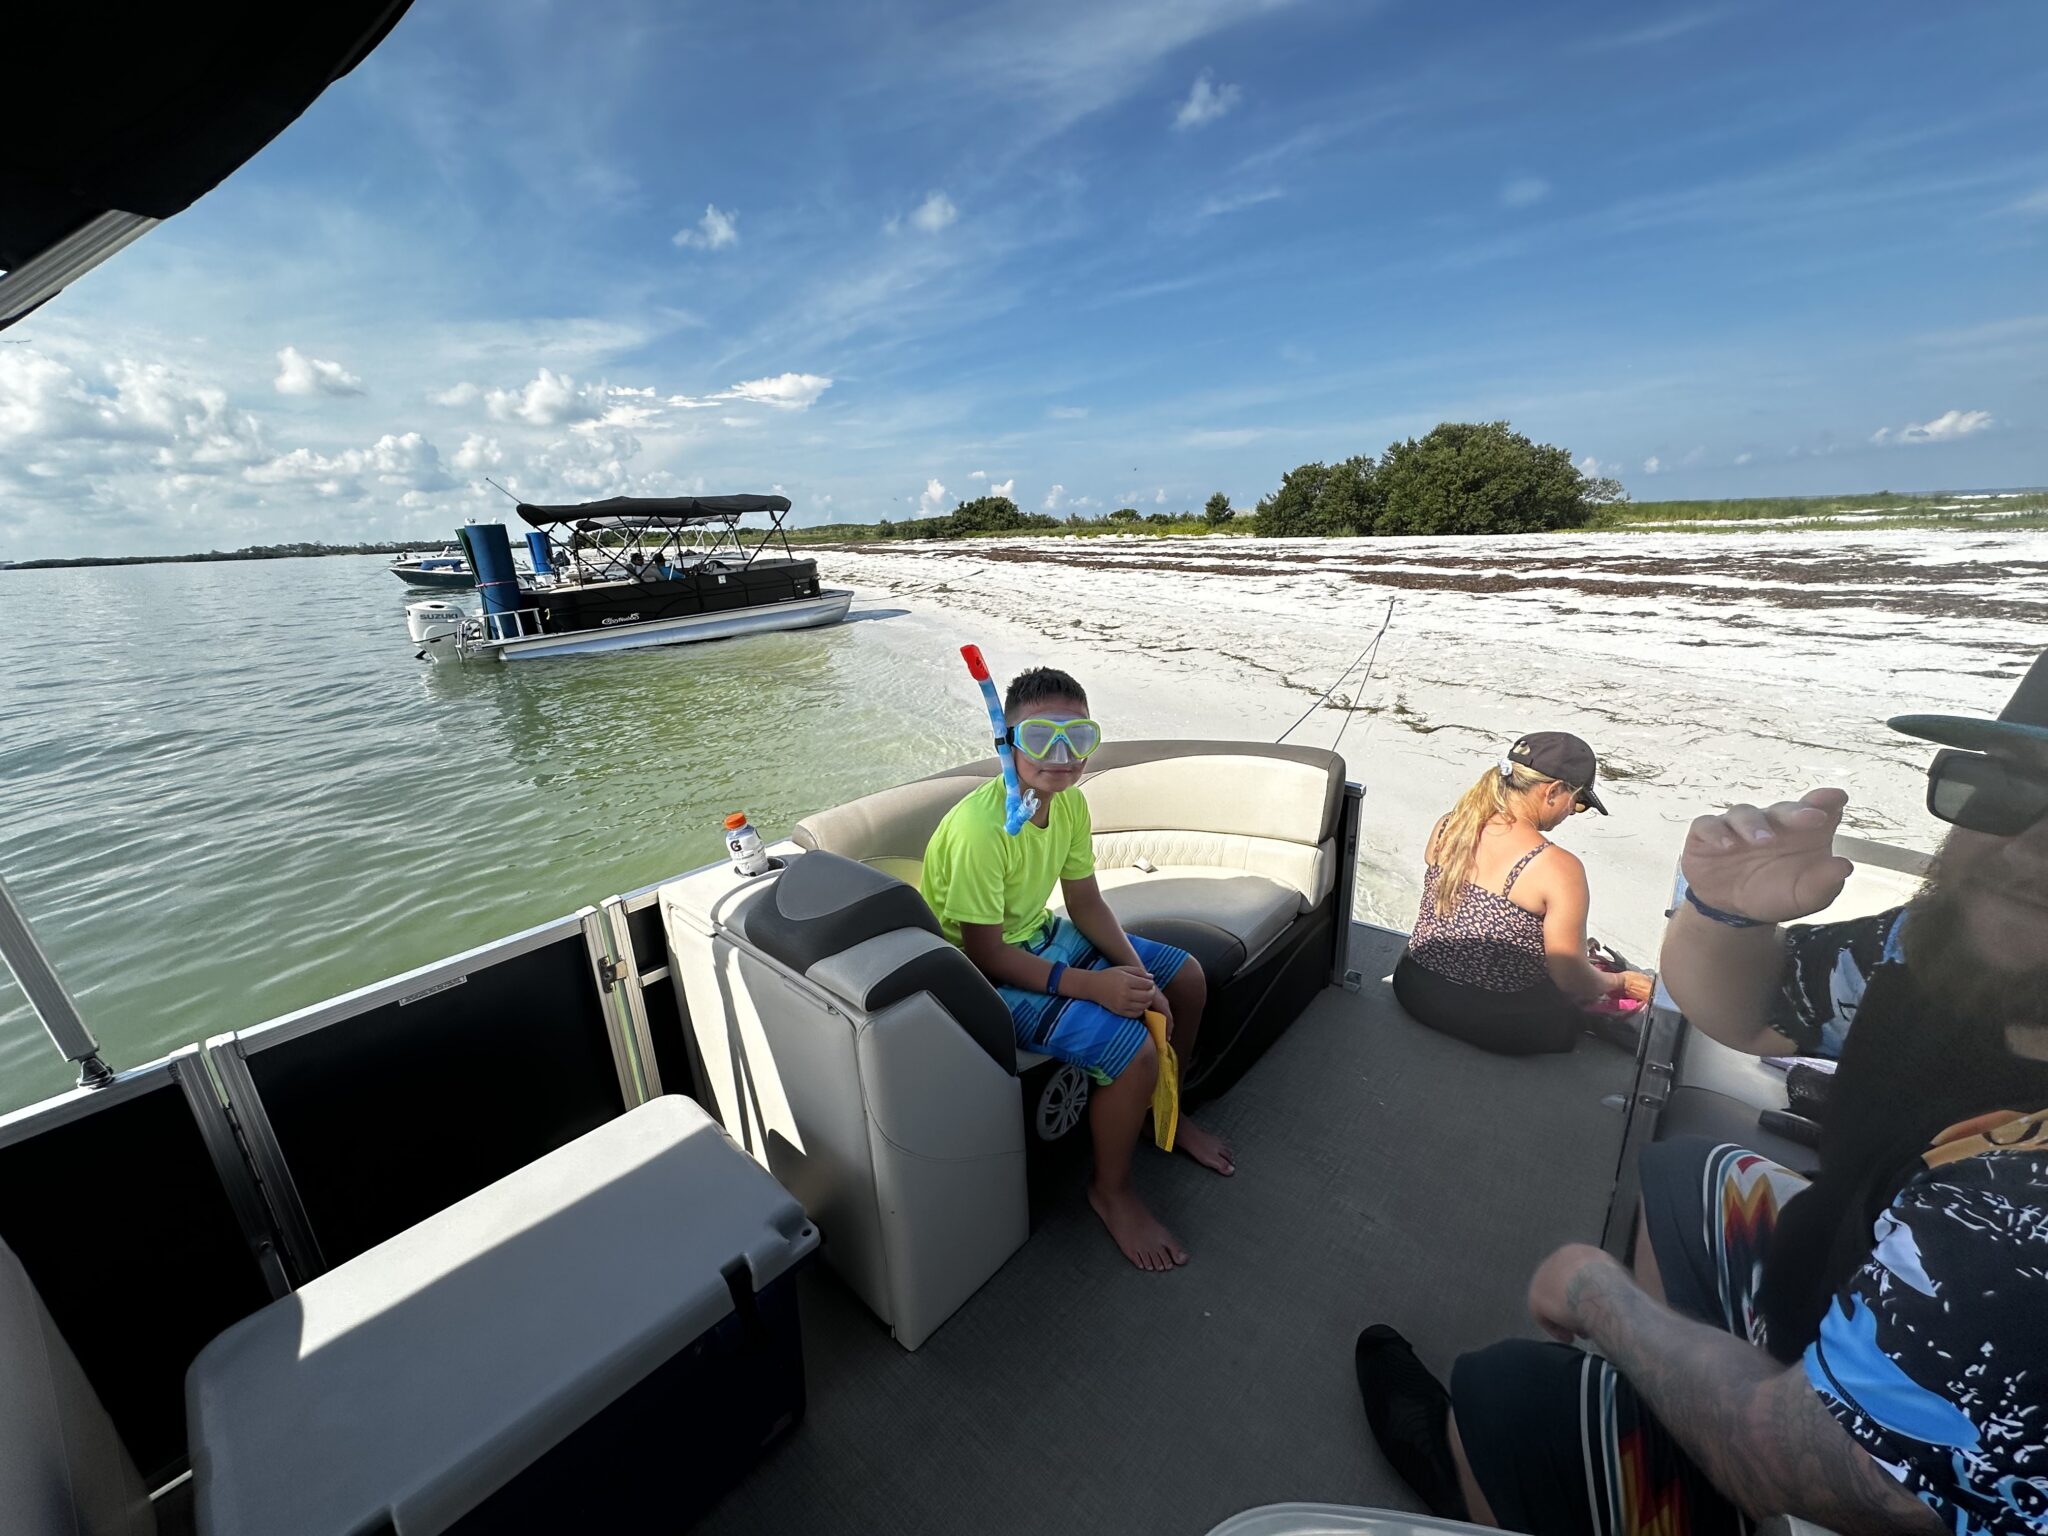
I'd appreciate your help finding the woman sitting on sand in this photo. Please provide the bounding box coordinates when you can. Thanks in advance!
[1392,732,1652,1055]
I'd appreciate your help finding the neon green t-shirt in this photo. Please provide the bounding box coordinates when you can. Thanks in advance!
[921,777,1096,947]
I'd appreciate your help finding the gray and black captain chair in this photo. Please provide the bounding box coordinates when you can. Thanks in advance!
[663,850,1032,1350]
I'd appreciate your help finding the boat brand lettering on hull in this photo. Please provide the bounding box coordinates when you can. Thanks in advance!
[398,975,469,1007]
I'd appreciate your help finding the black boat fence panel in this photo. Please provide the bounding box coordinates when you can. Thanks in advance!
[216,917,629,1275]
[0,1047,279,1488]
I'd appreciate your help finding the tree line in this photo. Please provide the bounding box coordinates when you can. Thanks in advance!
[846,422,1625,543]
[4,540,431,571]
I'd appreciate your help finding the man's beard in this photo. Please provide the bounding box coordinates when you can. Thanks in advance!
[1901,841,2048,1028]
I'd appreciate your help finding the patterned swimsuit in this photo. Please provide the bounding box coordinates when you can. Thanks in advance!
[1406,841,1552,993]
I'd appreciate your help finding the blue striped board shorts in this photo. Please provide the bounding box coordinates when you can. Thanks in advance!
[997,916,1190,1085]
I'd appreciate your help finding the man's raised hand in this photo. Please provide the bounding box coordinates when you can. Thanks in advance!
[1682,787,1856,924]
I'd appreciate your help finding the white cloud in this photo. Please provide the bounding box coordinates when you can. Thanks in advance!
[1681,445,1706,466]
[1871,408,1995,445]
[452,433,502,473]
[910,192,958,233]
[991,478,1015,498]
[1048,404,1089,419]
[0,347,268,476]
[1174,70,1241,130]
[433,382,481,407]
[1577,453,1618,476]
[2009,188,2048,217]
[246,431,454,495]
[1734,451,1754,465]
[1642,455,1662,474]
[274,346,366,398]
[919,477,948,514]
[720,372,833,409]
[485,367,609,428]
[672,203,740,250]
[1500,177,1551,209]
[969,469,987,479]
[1043,483,1065,511]
[1194,186,1284,220]
[1153,488,1167,504]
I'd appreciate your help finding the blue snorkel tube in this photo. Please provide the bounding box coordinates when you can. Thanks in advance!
[961,645,1038,836]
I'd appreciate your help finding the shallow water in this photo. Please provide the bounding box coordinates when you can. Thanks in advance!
[0,556,978,1112]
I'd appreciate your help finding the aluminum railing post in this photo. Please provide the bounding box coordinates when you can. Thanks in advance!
[0,874,115,1088]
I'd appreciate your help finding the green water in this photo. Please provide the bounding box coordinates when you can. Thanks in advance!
[0,557,977,1112]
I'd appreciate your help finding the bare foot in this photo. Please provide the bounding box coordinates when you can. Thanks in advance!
[1088,1181,1189,1271]
[1174,1118,1236,1176]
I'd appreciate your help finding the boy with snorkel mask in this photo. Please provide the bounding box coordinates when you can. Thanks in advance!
[922,662,1235,1272]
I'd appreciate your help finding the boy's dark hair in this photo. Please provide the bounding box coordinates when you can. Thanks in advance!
[1006,666,1088,715]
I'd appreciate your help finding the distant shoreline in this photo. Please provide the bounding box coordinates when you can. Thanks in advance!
[2,543,421,572]
[7,489,2044,568]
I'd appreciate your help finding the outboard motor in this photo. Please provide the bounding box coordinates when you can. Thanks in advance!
[406,599,468,661]
[458,522,522,624]
[524,529,555,579]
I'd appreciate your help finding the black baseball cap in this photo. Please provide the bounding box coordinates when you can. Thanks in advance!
[1890,650,2048,757]
[1506,731,1609,814]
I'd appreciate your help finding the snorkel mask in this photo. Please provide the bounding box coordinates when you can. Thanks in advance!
[962,645,1039,835]
[1009,716,1103,765]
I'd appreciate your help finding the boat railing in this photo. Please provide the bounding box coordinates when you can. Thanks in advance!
[479,607,547,642]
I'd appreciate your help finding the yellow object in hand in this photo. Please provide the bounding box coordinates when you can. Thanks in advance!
[1142,1009,1179,1152]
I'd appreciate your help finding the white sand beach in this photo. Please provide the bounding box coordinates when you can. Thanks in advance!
[824,529,2048,960]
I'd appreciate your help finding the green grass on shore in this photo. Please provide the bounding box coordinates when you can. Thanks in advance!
[1592,490,2048,532]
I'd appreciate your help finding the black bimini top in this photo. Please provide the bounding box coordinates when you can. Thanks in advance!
[1,3,415,329]
[516,495,794,529]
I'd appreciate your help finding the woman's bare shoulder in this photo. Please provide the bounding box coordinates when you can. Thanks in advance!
[1524,841,1586,884]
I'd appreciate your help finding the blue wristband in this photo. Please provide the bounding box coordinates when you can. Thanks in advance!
[1044,961,1068,996]
[1683,885,1766,929]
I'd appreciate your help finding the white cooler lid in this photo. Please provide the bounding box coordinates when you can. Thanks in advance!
[189,1095,816,1536]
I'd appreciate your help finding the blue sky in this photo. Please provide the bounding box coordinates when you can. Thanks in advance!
[3,0,2045,557]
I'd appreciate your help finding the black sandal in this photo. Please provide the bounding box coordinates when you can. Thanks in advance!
[1354,1324,1471,1521]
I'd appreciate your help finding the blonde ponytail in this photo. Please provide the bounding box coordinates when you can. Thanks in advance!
[1431,762,1558,916]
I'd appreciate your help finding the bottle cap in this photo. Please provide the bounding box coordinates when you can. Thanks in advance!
[724,813,749,830]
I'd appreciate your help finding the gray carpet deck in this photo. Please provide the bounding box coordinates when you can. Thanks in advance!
[700,924,1638,1536]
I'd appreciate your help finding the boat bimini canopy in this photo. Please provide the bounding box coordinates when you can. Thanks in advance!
[514,494,794,528]
[515,494,802,584]
[0,3,415,330]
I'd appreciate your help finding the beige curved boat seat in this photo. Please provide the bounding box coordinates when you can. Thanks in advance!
[0,1236,155,1536]
[662,850,1029,1350]
[792,740,1350,1099]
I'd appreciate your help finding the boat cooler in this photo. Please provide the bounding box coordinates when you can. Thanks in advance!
[186,1096,817,1535]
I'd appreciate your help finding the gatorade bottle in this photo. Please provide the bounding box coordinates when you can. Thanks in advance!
[724,812,771,876]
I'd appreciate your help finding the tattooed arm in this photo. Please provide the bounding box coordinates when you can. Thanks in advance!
[1528,1244,1942,1536]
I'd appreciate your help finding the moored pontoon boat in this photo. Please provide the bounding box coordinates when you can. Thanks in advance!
[414,496,852,663]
